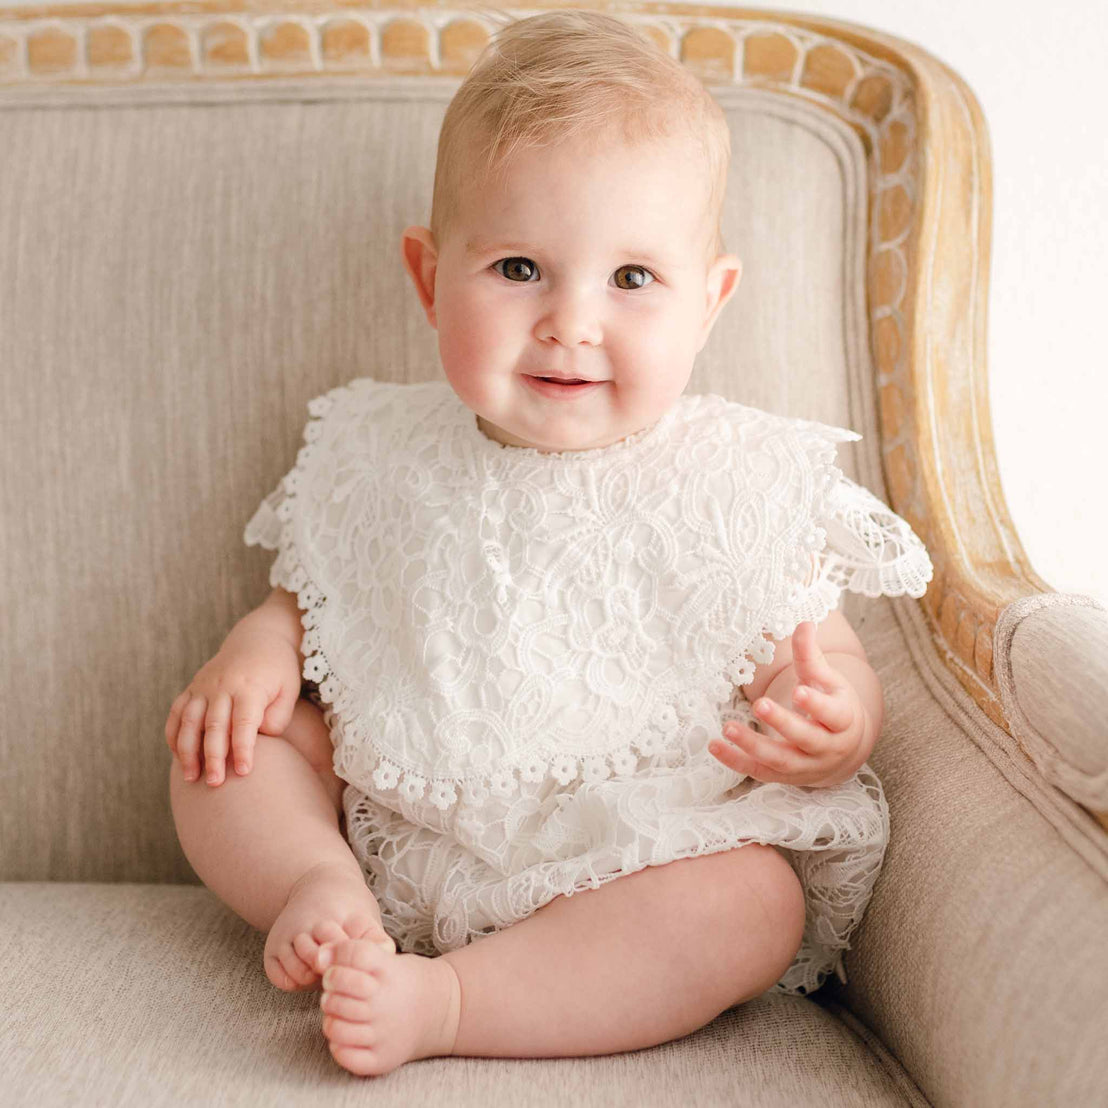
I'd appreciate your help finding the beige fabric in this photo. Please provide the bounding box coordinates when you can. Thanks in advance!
[994,594,1108,808]
[0,882,926,1107]
[2,67,1106,1108]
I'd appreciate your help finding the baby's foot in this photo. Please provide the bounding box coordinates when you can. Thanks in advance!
[314,938,462,1077]
[264,862,395,993]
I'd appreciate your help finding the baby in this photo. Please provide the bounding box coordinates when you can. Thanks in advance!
[166,9,931,1079]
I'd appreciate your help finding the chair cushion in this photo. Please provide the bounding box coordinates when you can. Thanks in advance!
[0,882,924,1107]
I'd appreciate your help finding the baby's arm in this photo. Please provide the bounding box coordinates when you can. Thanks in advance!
[710,609,885,787]
[165,587,307,785]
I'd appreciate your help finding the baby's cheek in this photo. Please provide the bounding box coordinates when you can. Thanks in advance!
[437,327,483,385]
[440,360,484,408]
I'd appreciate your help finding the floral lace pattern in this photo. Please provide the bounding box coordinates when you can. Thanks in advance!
[245,376,933,995]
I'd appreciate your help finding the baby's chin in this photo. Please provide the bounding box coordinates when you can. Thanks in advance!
[477,404,667,456]
[471,413,591,452]
[483,423,641,454]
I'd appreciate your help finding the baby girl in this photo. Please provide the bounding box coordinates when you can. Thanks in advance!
[166,9,932,1079]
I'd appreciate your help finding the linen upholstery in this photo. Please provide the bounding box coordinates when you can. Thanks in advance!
[2,43,1106,1108]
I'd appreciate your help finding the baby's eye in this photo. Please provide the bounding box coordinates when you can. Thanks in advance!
[494,257,538,282]
[492,258,656,288]
[613,265,654,291]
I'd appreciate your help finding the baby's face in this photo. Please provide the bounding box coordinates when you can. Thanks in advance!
[402,132,741,452]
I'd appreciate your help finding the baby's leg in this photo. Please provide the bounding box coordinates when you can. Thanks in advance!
[314,842,806,1076]
[444,844,806,1056]
[169,699,391,993]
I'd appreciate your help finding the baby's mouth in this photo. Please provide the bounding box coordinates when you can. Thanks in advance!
[523,374,605,396]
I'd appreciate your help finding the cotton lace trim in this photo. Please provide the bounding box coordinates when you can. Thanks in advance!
[244,379,933,814]
[817,475,934,600]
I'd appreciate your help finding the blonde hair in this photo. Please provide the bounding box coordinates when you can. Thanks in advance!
[430,8,732,263]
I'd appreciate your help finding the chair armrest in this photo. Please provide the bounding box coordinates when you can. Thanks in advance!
[995,594,1108,820]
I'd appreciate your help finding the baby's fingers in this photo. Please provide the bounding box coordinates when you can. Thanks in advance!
[175,694,208,782]
[165,690,190,754]
[793,684,854,733]
[229,694,266,778]
[790,621,843,693]
[202,691,233,786]
[750,697,830,755]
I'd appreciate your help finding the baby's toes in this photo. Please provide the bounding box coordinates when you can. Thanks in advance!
[289,921,347,980]
[314,920,348,947]
[321,988,376,1024]
[318,941,388,1002]
[320,961,378,1004]
[319,963,384,1074]
[328,1044,386,1078]
[322,1013,377,1050]
[328,936,393,976]
[342,912,396,951]
[265,942,317,992]
[288,932,329,987]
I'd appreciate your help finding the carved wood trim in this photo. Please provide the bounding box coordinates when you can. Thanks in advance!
[3,0,1093,822]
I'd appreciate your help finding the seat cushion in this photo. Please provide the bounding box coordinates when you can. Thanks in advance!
[0,882,924,1107]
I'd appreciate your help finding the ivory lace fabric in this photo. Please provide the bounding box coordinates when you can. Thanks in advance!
[244,376,933,996]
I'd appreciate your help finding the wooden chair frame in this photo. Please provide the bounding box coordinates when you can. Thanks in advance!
[3,0,1083,817]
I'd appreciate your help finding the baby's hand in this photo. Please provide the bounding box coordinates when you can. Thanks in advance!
[165,627,302,787]
[710,621,870,788]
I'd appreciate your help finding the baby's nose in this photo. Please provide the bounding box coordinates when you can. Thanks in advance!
[535,288,602,346]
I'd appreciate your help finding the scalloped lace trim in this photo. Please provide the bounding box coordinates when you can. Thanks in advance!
[818,476,935,599]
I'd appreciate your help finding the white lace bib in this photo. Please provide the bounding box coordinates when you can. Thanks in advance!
[244,377,933,815]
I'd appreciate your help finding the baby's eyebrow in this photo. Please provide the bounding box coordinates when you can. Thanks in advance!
[465,240,529,256]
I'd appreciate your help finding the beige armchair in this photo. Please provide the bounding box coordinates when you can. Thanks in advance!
[2,2,1105,1104]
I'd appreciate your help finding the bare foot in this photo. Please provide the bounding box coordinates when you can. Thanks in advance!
[313,938,462,1077]
[263,862,396,992]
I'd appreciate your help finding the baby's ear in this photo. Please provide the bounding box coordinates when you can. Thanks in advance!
[697,253,742,352]
[400,226,439,328]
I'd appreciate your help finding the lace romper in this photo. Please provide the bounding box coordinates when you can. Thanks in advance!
[244,377,933,997]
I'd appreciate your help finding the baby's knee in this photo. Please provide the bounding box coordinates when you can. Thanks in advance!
[743,845,806,974]
[710,844,806,980]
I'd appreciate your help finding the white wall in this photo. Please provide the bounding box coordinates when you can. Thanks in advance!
[4,0,1105,605]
